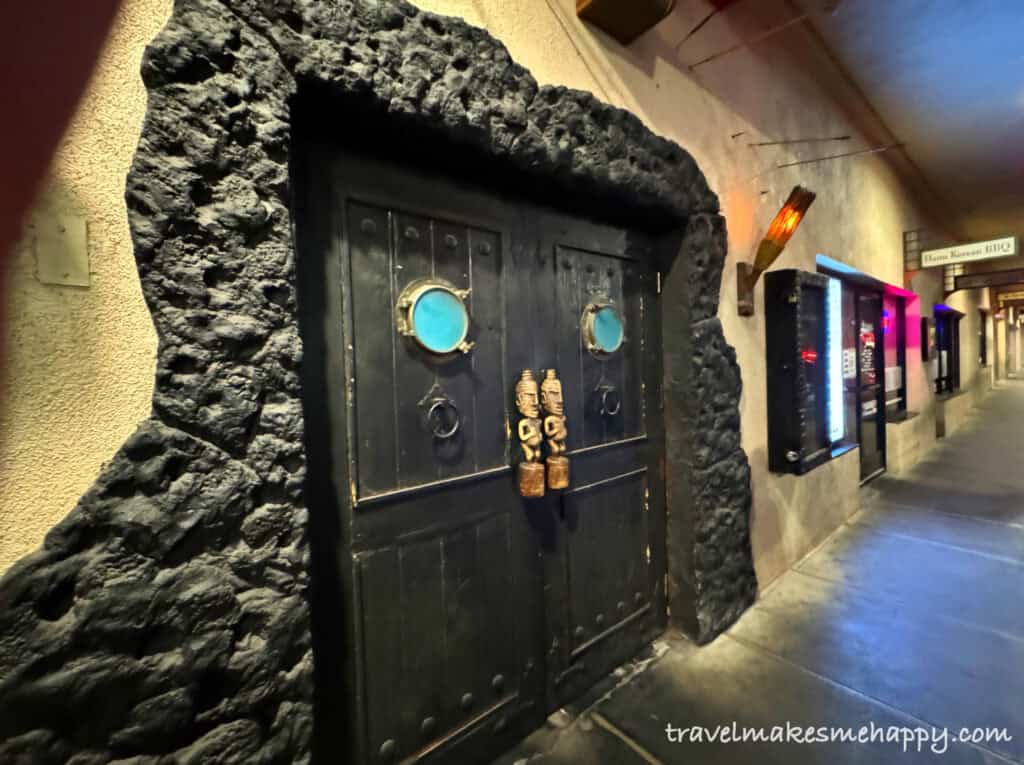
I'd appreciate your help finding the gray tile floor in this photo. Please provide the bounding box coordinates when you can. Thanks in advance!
[497,380,1024,764]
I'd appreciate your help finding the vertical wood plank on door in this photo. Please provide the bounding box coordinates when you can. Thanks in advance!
[621,262,644,438]
[359,548,404,758]
[398,538,447,747]
[642,266,667,615]
[348,201,398,497]
[442,525,484,725]
[432,219,476,477]
[467,227,507,471]
[613,473,647,613]
[579,252,609,448]
[569,482,614,645]
[598,253,626,443]
[393,211,439,488]
[554,245,584,452]
[477,514,518,703]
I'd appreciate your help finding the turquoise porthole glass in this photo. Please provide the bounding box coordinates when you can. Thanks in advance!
[583,302,625,355]
[412,288,469,353]
[593,306,624,352]
[396,278,474,356]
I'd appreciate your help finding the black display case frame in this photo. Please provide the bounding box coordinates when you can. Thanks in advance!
[765,269,832,474]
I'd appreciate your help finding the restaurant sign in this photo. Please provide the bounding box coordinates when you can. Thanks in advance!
[921,236,1017,268]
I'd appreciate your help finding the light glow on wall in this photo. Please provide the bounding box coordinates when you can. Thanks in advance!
[826,277,844,443]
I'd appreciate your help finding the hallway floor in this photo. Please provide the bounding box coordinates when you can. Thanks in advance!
[496,381,1024,764]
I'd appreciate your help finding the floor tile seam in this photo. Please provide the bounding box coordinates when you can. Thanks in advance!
[782,568,1024,647]
[863,498,1024,531]
[846,520,1024,568]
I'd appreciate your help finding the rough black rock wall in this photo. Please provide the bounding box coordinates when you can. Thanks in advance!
[663,214,757,643]
[0,0,754,760]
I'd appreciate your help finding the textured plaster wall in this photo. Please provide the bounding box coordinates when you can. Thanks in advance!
[409,0,989,585]
[0,0,169,575]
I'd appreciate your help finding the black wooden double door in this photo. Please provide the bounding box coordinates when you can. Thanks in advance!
[298,145,666,764]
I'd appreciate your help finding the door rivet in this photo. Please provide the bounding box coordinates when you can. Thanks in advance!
[421,717,436,736]
[493,716,507,733]
[360,218,376,235]
[634,592,643,604]
[404,226,419,240]
[461,692,474,709]
[444,234,458,249]
[479,241,492,255]
[574,625,585,638]
[492,674,505,691]
[617,600,626,612]
[379,739,396,759]
[595,613,605,626]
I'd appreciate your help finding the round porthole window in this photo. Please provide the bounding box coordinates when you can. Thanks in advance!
[396,279,474,355]
[583,302,625,355]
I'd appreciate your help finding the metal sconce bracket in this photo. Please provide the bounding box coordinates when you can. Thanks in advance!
[737,240,784,317]
[737,262,757,317]
[737,186,815,317]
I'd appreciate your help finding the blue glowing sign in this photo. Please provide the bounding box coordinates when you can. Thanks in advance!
[826,277,844,443]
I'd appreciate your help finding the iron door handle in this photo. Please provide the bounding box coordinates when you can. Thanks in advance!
[593,384,621,417]
[427,398,460,439]
[600,386,622,417]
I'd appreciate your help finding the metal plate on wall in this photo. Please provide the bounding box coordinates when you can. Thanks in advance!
[32,213,90,287]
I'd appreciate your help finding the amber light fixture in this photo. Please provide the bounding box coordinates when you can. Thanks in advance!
[737,185,816,316]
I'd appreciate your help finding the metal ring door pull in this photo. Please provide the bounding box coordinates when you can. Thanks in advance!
[427,398,460,439]
[599,386,622,417]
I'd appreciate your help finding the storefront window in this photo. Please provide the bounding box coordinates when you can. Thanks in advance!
[883,296,907,418]
[934,307,962,394]
[840,282,859,444]
[816,254,912,482]
[979,309,988,367]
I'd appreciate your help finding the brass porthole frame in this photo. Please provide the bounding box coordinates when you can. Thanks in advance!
[582,299,626,356]
[395,277,475,356]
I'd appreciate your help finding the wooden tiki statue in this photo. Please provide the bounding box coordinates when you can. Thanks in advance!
[541,369,569,489]
[515,370,545,497]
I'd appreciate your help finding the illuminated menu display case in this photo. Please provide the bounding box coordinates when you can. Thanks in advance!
[764,269,835,474]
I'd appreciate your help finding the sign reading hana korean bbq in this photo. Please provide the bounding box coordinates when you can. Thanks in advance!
[921,236,1018,268]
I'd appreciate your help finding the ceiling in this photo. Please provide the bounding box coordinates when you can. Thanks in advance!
[806,0,1024,244]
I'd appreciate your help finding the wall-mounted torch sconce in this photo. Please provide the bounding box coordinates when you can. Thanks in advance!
[737,185,816,316]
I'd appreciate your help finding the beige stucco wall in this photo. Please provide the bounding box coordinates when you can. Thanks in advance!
[0,0,169,574]
[0,0,992,585]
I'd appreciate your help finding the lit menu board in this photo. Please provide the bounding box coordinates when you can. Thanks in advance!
[826,277,844,443]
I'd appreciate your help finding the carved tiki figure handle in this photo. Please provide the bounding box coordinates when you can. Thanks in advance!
[514,370,545,497]
[541,369,570,490]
